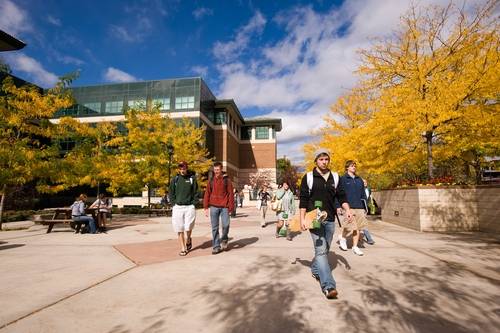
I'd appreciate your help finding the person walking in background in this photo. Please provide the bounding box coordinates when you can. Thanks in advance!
[362,179,375,245]
[231,188,240,217]
[71,194,97,234]
[337,160,369,256]
[203,162,234,255]
[90,193,112,233]
[169,161,198,256]
[275,181,296,240]
[299,149,352,299]
[257,185,272,227]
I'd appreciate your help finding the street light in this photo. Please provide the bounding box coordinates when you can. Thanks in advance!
[166,142,174,188]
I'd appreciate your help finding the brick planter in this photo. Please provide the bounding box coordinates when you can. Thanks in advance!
[371,185,500,232]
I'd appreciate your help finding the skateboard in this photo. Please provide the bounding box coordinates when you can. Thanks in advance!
[289,208,328,232]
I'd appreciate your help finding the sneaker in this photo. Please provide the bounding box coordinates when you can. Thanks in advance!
[261,223,266,228]
[323,288,338,299]
[275,233,280,238]
[339,238,348,251]
[367,240,375,245]
[221,240,228,250]
[352,246,364,256]
[212,247,222,255]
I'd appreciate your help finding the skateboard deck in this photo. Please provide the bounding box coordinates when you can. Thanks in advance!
[289,209,327,232]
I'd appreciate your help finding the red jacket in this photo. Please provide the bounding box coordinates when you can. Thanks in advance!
[203,174,234,212]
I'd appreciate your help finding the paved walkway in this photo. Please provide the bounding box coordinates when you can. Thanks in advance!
[0,206,499,333]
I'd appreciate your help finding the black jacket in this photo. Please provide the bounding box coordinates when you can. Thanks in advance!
[299,168,348,221]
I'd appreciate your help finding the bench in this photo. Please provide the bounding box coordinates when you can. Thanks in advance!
[33,218,73,233]
[148,207,172,217]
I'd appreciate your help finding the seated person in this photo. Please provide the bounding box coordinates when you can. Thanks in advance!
[90,193,112,232]
[71,194,97,234]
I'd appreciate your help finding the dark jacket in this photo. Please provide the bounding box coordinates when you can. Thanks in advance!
[169,173,198,206]
[299,168,348,221]
[203,174,234,212]
[339,174,367,209]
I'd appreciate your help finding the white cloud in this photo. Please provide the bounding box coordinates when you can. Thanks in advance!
[4,53,58,87]
[213,0,487,164]
[104,67,137,83]
[0,0,31,35]
[193,7,213,20]
[191,65,208,77]
[47,15,61,27]
[109,16,153,42]
[212,11,266,62]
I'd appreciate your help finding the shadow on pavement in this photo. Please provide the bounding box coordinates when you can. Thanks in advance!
[292,252,351,271]
[0,243,25,251]
[193,255,314,333]
[335,259,500,333]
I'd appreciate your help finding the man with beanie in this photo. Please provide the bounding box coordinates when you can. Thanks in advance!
[299,148,352,299]
[203,161,234,255]
[169,161,198,256]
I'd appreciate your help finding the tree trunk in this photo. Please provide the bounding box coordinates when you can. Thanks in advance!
[425,131,434,180]
[0,184,7,231]
[147,184,151,208]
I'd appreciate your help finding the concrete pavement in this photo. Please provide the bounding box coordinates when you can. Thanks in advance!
[0,206,499,333]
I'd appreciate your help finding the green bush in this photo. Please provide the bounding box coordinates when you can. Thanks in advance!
[2,210,36,222]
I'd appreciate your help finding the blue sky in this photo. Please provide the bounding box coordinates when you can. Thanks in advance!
[0,0,484,164]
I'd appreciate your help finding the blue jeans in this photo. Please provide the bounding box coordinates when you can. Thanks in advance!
[73,216,97,234]
[309,220,336,290]
[363,229,374,244]
[209,207,230,249]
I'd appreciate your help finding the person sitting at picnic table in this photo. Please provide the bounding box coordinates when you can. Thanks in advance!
[71,194,97,234]
[90,193,112,233]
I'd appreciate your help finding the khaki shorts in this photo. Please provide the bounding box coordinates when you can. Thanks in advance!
[342,208,368,232]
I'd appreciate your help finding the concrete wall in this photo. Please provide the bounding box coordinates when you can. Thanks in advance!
[372,185,500,232]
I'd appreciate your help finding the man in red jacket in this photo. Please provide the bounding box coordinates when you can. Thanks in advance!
[203,162,234,254]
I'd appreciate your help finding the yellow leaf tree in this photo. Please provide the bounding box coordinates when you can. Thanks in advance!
[0,75,73,227]
[315,0,499,187]
[357,0,499,180]
[106,107,212,205]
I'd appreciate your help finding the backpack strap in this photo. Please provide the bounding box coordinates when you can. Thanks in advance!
[306,171,313,194]
[307,171,339,194]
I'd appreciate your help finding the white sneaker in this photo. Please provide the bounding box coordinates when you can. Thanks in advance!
[339,238,348,251]
[353,246,364,256]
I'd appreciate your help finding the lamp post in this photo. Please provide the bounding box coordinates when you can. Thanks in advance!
[166,142,174,189]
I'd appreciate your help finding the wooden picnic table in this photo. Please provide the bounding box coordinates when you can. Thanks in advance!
[35,207,97,233]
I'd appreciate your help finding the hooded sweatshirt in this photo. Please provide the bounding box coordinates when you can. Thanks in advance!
[203,174,234,212]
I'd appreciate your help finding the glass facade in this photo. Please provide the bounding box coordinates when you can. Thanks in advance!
[255,126,269,139]
[55,78,202,118]
[152,97,170,111]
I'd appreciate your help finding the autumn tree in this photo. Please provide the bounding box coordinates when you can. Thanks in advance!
[314,0,499,186]
[276,157,301,192]
[357,0,499,179]
[106,107,211,205]
[0,76,73,227]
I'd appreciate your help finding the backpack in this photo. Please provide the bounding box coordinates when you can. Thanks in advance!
[306,171,339,194]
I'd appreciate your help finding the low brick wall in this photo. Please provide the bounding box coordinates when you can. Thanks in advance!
[372,185,500,232]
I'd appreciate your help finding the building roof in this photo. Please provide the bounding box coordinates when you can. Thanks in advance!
[0,30,26,52]
[244,117,282,131]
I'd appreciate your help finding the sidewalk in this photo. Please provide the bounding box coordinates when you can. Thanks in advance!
[0,206,499,333]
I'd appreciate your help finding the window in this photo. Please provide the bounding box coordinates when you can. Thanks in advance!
[152,98,170,111]
[241,126,252,140]
[175,96,195,109]
[83,102,101,114]
[127,99,146,109]
[105,101,124,114]
[214,111,226,125]
[255,126,269,139]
